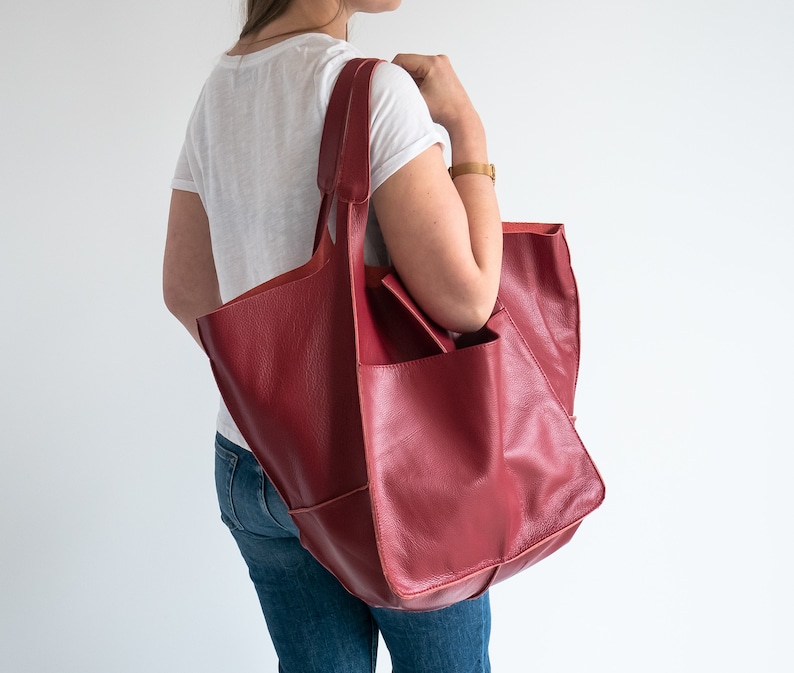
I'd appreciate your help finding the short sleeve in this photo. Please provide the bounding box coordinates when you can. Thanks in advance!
[368,63,447,193]
[171,143,198,193]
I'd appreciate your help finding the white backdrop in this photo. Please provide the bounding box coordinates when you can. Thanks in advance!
[1,1,792,671]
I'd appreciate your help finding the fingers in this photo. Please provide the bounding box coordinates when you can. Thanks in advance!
[391,53,473,130]
[392,53,446,80]
[392,53,432,86]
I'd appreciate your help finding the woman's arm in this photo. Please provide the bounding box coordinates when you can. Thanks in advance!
[372,54,502,334]
[162,189,222,347]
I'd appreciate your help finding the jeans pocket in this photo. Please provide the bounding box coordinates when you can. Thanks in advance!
[214,441,243,531]
[214,434,300,539]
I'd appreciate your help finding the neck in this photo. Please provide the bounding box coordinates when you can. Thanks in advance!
[232,1,349,55]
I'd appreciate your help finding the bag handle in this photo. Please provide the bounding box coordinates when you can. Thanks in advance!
[317,59,372,196]
[334,59,376,205]
[312,59,379,254]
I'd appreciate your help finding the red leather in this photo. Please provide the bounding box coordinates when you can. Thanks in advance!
[197,58,605,610]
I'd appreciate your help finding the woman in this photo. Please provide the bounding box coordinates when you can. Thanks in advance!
[163,1,502,670]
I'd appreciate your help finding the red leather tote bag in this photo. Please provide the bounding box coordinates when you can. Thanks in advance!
[197,58,605,611]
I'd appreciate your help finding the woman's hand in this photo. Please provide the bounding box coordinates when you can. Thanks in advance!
[391,53,479,133]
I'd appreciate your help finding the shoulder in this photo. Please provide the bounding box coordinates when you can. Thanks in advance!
[368,60,433,126]
[371,61,422,102]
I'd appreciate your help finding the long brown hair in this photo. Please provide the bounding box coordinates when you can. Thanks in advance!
[240,0,294,39]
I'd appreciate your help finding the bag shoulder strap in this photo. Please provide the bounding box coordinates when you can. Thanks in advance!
[335,59,379,204]
[313,58,381,252]
[318,59,365,195]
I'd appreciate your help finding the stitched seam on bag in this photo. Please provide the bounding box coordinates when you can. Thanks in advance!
[559,228,583,396]
[287,483,369,514]
[386,514,600,599]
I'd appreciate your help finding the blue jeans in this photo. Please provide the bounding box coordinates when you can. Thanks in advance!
[214,433,491,673]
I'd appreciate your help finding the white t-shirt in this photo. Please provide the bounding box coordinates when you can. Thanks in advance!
[172,33,445,449]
